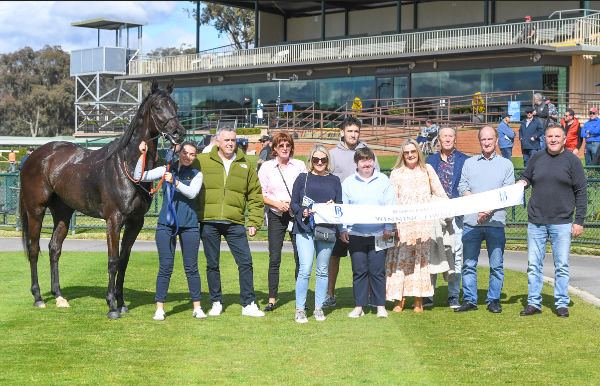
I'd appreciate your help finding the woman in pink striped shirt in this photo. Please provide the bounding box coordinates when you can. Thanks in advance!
[258,132,307,312]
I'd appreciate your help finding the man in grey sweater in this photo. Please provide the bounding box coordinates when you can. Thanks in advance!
[322,116,380,308]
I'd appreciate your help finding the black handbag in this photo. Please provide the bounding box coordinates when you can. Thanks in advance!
[302,173,338,242]
[313,224,338,242]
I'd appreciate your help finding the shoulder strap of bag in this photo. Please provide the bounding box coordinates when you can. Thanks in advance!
[276,164,292,198]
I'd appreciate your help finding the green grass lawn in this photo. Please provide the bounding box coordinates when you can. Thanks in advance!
[2,249,599,384]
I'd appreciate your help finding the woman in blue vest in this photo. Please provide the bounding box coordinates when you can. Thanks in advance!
[134,140,204,321]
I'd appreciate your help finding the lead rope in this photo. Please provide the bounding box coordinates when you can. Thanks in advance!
[164,172,179,236]
[123,146,170,196]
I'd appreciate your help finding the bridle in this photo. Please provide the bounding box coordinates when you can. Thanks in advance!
[123,95,180,195]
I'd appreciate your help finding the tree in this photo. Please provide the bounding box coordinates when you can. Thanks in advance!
[147,45,196,58]
[188,1,254,50]
[0,45,74,136]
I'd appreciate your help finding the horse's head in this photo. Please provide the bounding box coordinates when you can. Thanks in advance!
[148,80,186,145]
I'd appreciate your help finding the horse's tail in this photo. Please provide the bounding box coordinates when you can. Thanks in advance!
[19,188,30,258]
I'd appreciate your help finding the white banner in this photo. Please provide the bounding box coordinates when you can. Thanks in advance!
[313,183,524,224]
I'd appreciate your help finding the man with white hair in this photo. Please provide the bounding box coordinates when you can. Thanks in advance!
[425,126,470,309]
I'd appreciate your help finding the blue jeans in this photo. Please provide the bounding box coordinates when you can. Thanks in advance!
[431,216,463,299]
[348,235,386,307]
[585,141,600,165]
[201,222,256,307]
[295,232,334,310]
[526,223,572,310]
[155,225,201,303]
[522,149,538,168]
[500,147,512,161]
[461,225,506,305]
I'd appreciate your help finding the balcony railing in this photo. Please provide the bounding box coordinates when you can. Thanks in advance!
[129,12,600,76]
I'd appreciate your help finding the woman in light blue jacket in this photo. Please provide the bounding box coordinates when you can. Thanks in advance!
[341,147,395,318]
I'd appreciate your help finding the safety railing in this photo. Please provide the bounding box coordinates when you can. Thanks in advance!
[129,13,600,76]
[2,168,600,245]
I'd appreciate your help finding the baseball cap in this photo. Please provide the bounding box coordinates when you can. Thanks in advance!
[259,135,270,143]
[525,15,531,21]
[542,96,549,101]
[590,107,599,114]
[501,112,510,119]
[525,107,534,113]
[27,147,34,151]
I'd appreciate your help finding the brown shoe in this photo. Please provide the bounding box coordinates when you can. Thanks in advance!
[519,305,541,316]
[557,307,569,318]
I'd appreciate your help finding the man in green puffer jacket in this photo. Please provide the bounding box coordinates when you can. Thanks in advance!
[193,126,265,317]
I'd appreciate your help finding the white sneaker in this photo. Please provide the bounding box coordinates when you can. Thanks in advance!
[348,308,365,318]
[208,301,223,316]
[242,301,265,317]
[193,307,207,319]
[153,308,165,321]
[295,310,308,323]
[313,308,326,321]
[377,308,388,318]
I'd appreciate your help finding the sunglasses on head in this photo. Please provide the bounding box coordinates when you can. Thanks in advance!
[312,156,328,164]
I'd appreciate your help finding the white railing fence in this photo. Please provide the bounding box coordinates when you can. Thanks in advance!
[129,13,600,76]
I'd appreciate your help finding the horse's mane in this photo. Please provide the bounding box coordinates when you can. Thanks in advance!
[103,90,157,161]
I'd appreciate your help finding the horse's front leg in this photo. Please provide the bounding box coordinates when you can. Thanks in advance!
[115,218,144,314]
[105,215,123,319]
[25,212,46,308]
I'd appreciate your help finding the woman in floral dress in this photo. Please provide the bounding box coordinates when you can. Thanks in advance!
[385,138,448,312]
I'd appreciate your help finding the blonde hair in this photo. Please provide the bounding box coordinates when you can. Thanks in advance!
[393,138,426,170]
[306,144,334,173]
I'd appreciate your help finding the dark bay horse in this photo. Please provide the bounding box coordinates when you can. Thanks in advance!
[19,80,186,319]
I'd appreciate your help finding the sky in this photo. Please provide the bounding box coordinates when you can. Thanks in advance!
[0,1,231,55]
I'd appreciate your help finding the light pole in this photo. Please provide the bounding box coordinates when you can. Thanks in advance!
[267,73,298,131]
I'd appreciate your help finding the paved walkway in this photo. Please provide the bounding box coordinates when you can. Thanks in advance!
[5,237,599,307]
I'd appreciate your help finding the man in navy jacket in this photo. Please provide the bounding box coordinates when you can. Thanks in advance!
[425,127,470,308]
[519,107,545,167]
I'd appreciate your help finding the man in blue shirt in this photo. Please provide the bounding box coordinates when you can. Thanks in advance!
[581,107,600,165]
[455,126,515,314]
[497,113,515,160]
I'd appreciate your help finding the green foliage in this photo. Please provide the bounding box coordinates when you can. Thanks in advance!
[0,46,74,136]
[2,250,600,383]
[451,106,473,114]
[191,2,254,50]
[208,127,260,135]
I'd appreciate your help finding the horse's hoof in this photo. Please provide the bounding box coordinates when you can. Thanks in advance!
[34,301,46,308]
[56,296,70,308]
[119,305,130,314]
[107,311,121,319]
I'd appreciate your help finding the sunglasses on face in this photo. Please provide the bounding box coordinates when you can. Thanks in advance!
[277,143,291,149]
[403,149,417,155]
[312,156,328,164]
[590,112,597,115]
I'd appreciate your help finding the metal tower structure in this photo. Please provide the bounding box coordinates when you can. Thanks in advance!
[70,18,145,134]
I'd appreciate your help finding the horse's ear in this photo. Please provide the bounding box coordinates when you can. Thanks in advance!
[167,79,174,94]
[151,79,158,93]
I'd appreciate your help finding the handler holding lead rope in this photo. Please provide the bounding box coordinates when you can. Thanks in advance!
[134,140,205,321]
